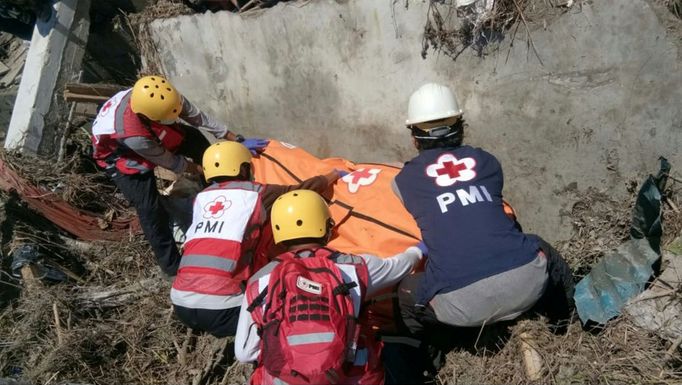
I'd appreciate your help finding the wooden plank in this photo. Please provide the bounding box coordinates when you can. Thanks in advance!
[64,82,124,98]
[75,278,161,309]
[0,60,25,87]
[0,61,8,77]
[6,43,28,65]
[63,91,111,104]
[20,265,41,288]
[519,331,544,381]
[73,102,99,118]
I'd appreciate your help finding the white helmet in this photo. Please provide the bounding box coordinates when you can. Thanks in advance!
[405,83,463,126]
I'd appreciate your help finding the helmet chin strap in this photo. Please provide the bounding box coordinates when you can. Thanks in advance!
[411,125,460,140]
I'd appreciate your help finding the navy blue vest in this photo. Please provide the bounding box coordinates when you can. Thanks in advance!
[394,145,539,304]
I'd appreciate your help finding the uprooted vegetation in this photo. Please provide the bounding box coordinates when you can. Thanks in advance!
[421,0,566,61]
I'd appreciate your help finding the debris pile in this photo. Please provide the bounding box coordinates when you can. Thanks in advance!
[0,32,28,141]
[0,33,27,89]
[421,0,568,60]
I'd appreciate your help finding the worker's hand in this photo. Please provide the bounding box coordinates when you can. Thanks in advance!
[416,241,428,256]
[242,138,269,155]
[335,169,349,178]
[185,160,203,176]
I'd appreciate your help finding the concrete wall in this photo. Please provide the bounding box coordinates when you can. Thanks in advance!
[150,0,682,242]
[5,0,90,155]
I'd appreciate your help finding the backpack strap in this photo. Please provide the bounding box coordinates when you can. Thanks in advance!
[332,281,358,296]
[247,287,268,313]
[246,257,283,313]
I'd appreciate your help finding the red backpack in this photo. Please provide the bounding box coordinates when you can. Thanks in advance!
[248,249,365,385]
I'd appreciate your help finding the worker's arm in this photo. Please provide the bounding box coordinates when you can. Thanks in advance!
[260,171,341,211]
[234,293,261,363]
[121,136,194,174]
[360,246,423,297]
[179,96,233,140]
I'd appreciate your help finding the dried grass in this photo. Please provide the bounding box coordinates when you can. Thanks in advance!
[125,0,194,76]
[435,175,682,385]
[0,174,679,384]
[438,317,681,385]
[662,0,682,19]
[422,0,528,60]
[0,233,255,385]
[0,128,130,216]
[556,185,636,278]
[421,0,569,60]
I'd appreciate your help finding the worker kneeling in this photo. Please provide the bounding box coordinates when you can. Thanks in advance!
[235,190,425,385]
[394,83,575,347]
[170,142,342,337]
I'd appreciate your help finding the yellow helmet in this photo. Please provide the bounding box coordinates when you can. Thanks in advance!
[202,141,252,181]
[271,190,330,244]
[130,75,182,122]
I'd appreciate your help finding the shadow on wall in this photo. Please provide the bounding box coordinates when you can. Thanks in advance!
[183,0,283,13]
[86,0,140,84]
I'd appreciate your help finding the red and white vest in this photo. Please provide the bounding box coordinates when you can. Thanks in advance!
[171,181,273,310]
[245,248,384,385]
[91,89,185,175]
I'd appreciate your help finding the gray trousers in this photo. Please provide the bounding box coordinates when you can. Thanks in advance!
[399,253,548,332]
[432,253,547,326]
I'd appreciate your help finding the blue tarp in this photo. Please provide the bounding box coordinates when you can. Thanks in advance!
[574,239,660,324]
[574,158,670,325]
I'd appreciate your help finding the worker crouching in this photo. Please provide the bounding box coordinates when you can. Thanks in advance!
[91,75,268,277]
[235,190,425,384]
[393,83,575,370]
[171,142,343,337]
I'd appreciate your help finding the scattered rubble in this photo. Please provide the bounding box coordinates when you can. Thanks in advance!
[625,237,682,345]
[0,34,27,88]
[0,33,28,142]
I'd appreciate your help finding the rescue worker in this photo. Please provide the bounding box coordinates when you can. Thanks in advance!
[171,142,345,337]
[235,189,426,385]
[91,75,268,277]
[393,83,574,360]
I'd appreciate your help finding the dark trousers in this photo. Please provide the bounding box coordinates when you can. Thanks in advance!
[530,235,576,325]
[109,125,210,276]
[379,274,451,384]
[111,172,181,276]
[174,305,240,338]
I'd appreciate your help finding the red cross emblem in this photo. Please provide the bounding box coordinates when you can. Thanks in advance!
[209,201,224,215]
[203,196,231,219]
[341,168,382,193]
[426,154,476,187]
[436,161,469,178]
[100,99,113,115]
